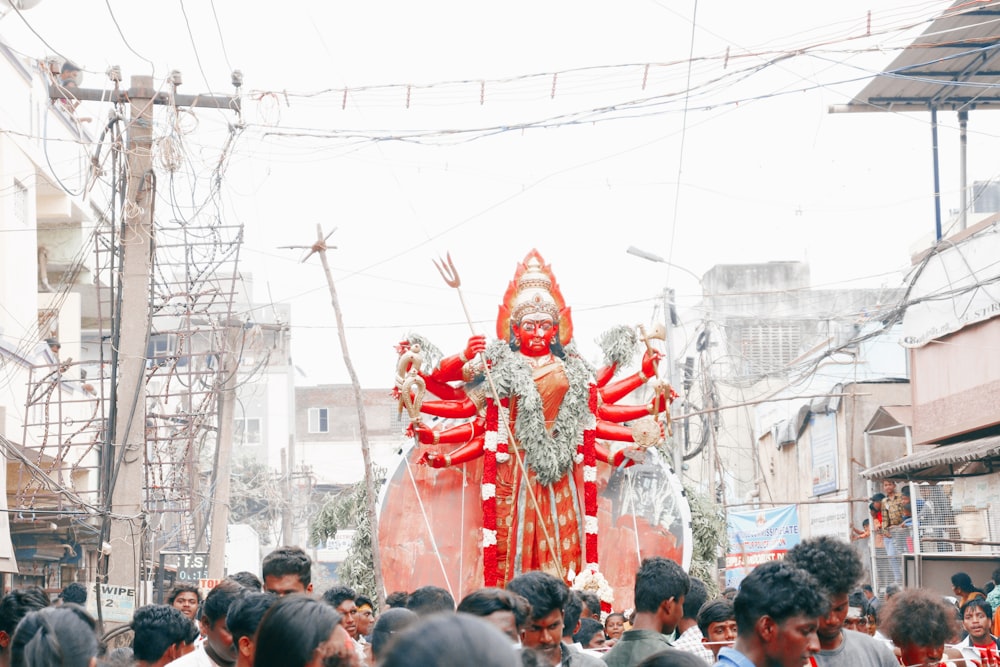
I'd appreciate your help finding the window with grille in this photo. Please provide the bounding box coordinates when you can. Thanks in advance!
[734,321,803,375]
[234,418,261,444]
[308,407,329,433]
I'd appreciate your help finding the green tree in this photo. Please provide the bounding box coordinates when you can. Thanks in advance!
[309,468,385,603]
[685,482,726,597]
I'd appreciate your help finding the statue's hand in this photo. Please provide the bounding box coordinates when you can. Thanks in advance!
[417,450,446,468]
[641,348,662,379]
[622,445,646,463]
[408,422,435,445]
[463,334,487,361]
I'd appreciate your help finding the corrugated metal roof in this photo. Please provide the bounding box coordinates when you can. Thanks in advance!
[837,0,1000,112]
[861,433,1000,479]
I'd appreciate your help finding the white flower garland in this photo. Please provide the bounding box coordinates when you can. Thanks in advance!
[571,567,615,605]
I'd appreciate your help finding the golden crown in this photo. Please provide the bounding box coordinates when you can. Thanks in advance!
[510,258,560,323]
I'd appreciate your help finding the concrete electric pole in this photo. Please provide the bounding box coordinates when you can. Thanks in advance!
[51,74,239,623]
[104,75,156,597]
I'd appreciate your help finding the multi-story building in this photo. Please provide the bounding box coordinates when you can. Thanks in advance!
[0,38,105,590]
[678,261,906,507]
[861,214,1000,594]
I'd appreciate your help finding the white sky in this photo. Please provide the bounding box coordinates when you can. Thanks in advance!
[3,0,996,387]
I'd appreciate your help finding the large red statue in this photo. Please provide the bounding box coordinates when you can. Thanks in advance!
[381,250,690,610]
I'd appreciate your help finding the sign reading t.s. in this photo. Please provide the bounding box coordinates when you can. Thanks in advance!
[176,552,209,582]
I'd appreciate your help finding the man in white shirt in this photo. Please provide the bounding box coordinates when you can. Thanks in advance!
[168,581,245,667]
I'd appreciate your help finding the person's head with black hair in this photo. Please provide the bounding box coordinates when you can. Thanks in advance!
[869,493,886,512]
[731,561,827,667]
[561,590,583,640]
[507,571,570,663]
[261,546,312,596]
[881,588,958,667]
[130,604,197,666]
[635,650,713,667]
[457,587,531,644]
[951,571,982,596]
[226,592,278,667]
[57,583,87,606]
[679,577,708,630]
[322,585,359,639]
[380,613,519,667]
[354,594,375,638]
[697,598,736,659]
[0,586,50,666]
[405,585,455,616]
[253,594,352,667]
[227,571,263,592]
[604,612,625,641]
[630,556,689,636]
[167,583,201,621]
[371,607,419,662]
[97,647,134,667]
[577,591,601,620]
[960,597,993,646]
[385,591,409,608]
[572,617,605,650]
[11,605,97,667]
[783,536,864,651]
[199,580,246,666]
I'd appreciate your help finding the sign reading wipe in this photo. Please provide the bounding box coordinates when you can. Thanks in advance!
[86,583,136,623]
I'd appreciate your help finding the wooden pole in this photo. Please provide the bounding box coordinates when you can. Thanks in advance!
[294,226,385,608]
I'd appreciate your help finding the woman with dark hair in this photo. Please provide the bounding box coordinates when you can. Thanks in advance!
[880,589,970,667]
[380,613,519,667]
[167,583,202,621]
[952,572,986,608]
[10,605,99,667]
[604,612,626,646]
[253,594,357,667]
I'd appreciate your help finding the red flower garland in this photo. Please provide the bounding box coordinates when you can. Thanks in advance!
[483,400,499,586]
[584,384,598,568]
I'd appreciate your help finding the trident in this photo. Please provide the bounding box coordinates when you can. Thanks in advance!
[433,252,478,336]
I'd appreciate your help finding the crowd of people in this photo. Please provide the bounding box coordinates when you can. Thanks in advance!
[0,539,997,666]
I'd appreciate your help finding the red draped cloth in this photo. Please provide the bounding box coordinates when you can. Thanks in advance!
[495,358,582,584]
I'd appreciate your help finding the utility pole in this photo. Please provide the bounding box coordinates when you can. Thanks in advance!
[282,435,294,545]
[207,324,244,579]
[51,73,240,622]
[104,75,155,597]
[662,287,682,476]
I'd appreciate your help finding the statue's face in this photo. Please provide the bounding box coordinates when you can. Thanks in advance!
[512,314,557,357]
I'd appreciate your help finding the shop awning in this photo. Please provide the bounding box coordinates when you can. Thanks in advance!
[832,1,1000,113]
[861,433,1000,480]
